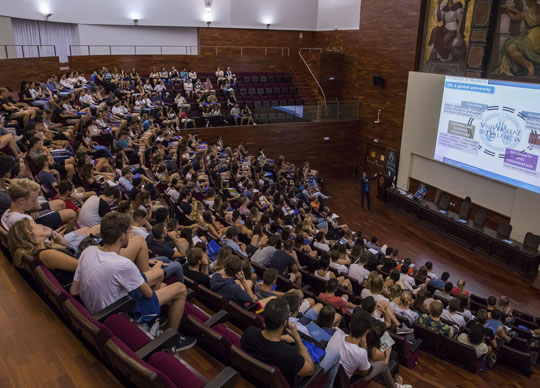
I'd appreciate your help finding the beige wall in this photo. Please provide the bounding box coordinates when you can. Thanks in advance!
[399,71,540,241]
[0,16,17,59]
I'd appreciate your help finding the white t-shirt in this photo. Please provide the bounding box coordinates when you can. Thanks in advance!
[1,210,32,230]
[74,246,144,314]
[77,195,106,228]
[330,262,349,275]
[348,264,369,284]
[327,329,371,378]
[441,309,466,330]
[313,241,330,252]
[131,225,149,239]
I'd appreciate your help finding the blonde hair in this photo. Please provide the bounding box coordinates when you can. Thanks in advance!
[389,284,402,300]
[7,218,40,268]
[190,201,203,221]
[400,290,413,306]
[8,178,40,201]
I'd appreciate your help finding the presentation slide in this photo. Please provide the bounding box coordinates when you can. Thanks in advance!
[434,76,540,194]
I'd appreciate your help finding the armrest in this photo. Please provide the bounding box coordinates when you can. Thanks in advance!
[409,338,423,353]
[135,328,180,359]
[299,331,325,350]
[204,367,240,388]
[93,295,135,322]
[186,288,196,301]
[205,310,230,328]
[245,302,259,312]
[294,364,324,388]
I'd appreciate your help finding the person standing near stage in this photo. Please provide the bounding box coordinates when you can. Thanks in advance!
[360,172,377,210]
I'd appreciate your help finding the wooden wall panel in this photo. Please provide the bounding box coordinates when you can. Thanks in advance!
[315,0,422,153]
[187,121,361,174]
[0,57,61,91]
[198,28,317,53]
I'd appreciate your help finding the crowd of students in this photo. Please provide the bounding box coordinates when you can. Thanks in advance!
[0,71,538,388]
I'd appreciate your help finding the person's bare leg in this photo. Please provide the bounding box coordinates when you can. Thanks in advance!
[48,199,67,211]
[0,134,21,158]
[144,266,165,290]
[155,282,187,330]
[293,270,302,288]
[121,235,150,272]
[65,164,75,180]
[58,209,77,225]
[258,296,277,309]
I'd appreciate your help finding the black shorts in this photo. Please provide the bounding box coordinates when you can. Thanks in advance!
[36,211,62,229]
[40,202,51,211]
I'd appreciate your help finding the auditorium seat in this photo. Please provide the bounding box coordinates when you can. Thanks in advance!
[459,197,472,220]
[33,265,69,315]
[497,345,537,377]
[496,222,512,239]
[412,323,444,356]
[473,210,487,228]
[334,365,369,388]
[442,337,484,374]
[229,345,325,388]
[523,232,540,251]
[104,337,240,388]
[438,195,450,212]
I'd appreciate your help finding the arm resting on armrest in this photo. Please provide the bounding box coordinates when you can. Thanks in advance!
[93,295,135,322]
[136,328,180,359]
[204,367,240,388]
[205,310,230,327]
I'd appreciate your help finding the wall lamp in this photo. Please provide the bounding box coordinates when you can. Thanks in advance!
[133,19,139,26]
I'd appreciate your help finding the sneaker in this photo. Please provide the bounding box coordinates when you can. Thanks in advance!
[396,324,414,335]
[173,335,197,352]
[396,384,412,388]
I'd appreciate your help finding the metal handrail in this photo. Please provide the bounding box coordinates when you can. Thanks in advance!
[68,45,290,57]
[297,51,327,107]
[299,48,323,53]
[0,44,57,59]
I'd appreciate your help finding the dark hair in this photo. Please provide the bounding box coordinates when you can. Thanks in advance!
[223,256,241,277]
[487,296,497,307]
[401,264,410,274]
[316,306,336,329]
[476,308,488,324]
[226,226,239,239]
[154,207,169,224]
[349,310,371,338]
[366,320,386,359]
[36,154,49,170]
[468,323,485,345]
[133,208,147,221]
[390,269,400,283]
[117,200,131,214]
[490,309,503,320]
[361,296,376,314]
[441,272,450,282]
[283,292,301,315]
[326,278,339,293]
[152,223,166,240]
[187,247,203,266]
[0,153,16,177]
[262,298,290,331]
[370,236,377,243]
[283,239,294,251]
[330,250,340,262]
[319,254,330,270]
[425,261,433,270]
[444,282,453,293]
[103,186,120,198]
[448,297,460,312]
[57,180,73,195]
[262,268,278,285]
[101,213,131,245]
[385,247,393,256]
[315,232,324,242]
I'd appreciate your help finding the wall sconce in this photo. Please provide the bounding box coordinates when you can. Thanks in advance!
[266,24,271,30]
[45,13,52,21]
[133,19,139,26]
[207,21,211,27]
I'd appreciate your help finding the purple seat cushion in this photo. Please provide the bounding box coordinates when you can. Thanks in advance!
[213,324,241,348]
[184,302,209,322]
[148,351,205,388]
[104,314,150,351]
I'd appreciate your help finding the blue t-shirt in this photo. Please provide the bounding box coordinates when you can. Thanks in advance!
[142,120,151,131]
[37,170,58,196]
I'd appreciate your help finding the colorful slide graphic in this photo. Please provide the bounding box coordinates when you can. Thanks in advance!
[434,76,540,194]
